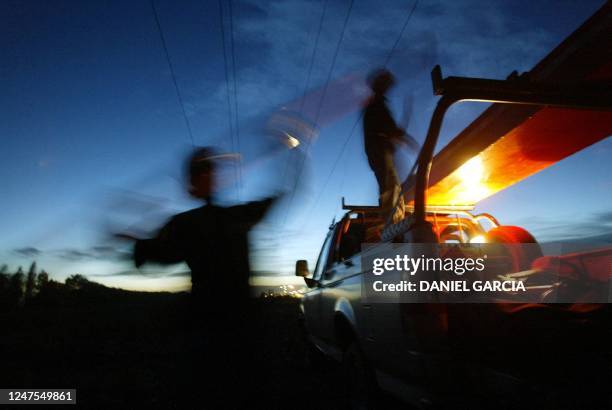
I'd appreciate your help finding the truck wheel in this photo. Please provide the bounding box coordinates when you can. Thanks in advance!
[306,340,330,370]
[299,317,330,370]
[343,341,378,410]
[484,225,543,272]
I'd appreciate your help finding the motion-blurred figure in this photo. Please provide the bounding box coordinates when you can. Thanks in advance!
[133,147,277,307]
[126,146,280,406]
[363,69,418,223]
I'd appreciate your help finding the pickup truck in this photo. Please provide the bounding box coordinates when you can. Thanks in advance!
[296,5,612,409]
[298,203,612,407]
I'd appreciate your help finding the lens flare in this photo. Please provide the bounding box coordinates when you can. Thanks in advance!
[454,156,490,205]
[284,133,300,149]
[469,235,486,244]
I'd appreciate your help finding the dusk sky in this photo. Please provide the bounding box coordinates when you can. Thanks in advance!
[1,0,610,292]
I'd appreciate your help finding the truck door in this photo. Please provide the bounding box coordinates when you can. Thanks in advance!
[318,218,366,349]
[368,231,447,383]
[302,225,337,342]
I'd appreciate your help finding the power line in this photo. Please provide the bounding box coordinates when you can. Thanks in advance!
[299,112,361,229]
[298,0,330,116]
[303,0,354,159]
[218,0,239,198]
[282,0,355,226]
[228,0,243,197]
[299,0,420,226]
[383,0,419,66]
[150,0,196,147]
[278,0,329,202]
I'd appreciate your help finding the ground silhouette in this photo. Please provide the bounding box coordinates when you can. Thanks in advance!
[0,277,356,409]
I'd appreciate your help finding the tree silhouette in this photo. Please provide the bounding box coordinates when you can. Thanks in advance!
[37,270,49,291]
[65,274,91,290]
[0,264,9,307]
[0,264,7,289]
[0,263,108,307]
[8,267,25,307]
[25,262,37,302]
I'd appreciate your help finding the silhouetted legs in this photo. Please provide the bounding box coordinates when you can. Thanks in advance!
[369,150,405,223]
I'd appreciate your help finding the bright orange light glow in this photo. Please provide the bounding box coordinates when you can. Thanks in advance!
[404,109,612,208]
[455,156,490,204]
[469,235,486,244]
[420,154,492,206]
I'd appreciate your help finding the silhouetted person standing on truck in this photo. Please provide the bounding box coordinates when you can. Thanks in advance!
[126,146,280,407]
[363,69,418,223]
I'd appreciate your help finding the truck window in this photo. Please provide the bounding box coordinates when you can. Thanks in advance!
[312,228,336,281]
[337,220,366,261]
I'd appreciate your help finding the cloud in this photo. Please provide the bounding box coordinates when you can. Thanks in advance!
[55,245,131,262]
[91,269,189,278]
[56,249,95,261]
[13,247,42,258]
[594,210,612,221]
[11,244,133,268]
[521,210,612,242]
[12,243,133,262]
[251,270,290,277]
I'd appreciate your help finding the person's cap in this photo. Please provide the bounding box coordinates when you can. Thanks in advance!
[188,146,239,176]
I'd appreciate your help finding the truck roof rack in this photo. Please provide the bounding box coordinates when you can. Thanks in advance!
[341,197,475,213]
[341,197,381,212]
[405,204,475,212]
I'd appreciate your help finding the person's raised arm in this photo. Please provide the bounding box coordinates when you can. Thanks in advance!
[378,103,419,152]
[232,194,283,229]
[132,216,186,268]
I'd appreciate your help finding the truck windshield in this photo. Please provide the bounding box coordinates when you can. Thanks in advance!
[312,229,335,281]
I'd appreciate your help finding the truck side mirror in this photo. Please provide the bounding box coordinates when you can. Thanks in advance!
[295,260,309,277]
[296,260,318,288]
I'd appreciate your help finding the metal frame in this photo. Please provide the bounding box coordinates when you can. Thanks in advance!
[411,64,612,226]
[341,197,380,212]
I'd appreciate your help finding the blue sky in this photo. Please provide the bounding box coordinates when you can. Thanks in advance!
[1,0,610,291]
